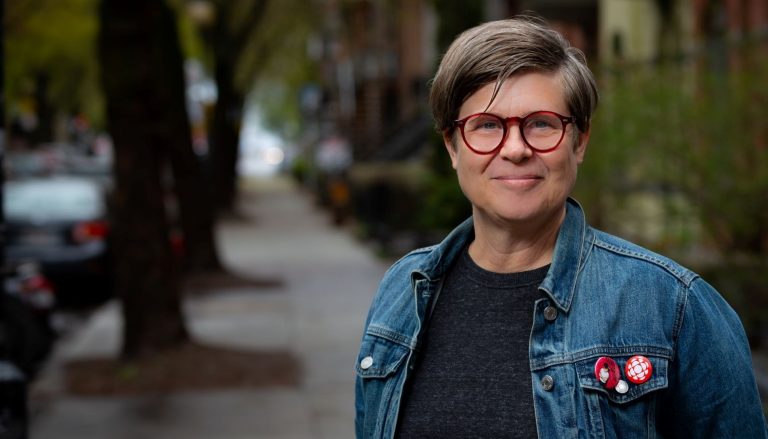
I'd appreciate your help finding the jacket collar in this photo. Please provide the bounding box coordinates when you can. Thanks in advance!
[411,198,592,312]
[539,198,593,313]
[409,216,474,285]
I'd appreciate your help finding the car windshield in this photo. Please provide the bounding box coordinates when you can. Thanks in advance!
[4,179,105,222]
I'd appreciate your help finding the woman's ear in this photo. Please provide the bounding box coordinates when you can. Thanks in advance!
[574,126,590,164]
[443,131,459,169]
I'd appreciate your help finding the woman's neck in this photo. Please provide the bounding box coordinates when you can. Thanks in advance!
[468,207,565,273]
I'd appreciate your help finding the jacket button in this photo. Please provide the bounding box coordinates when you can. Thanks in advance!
[360,356,374,370]
[543,306,558,321]
[541,375,554,391]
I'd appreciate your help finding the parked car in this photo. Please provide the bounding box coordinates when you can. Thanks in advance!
[0,357,27,439]
[1,278,54,378]
[4,176,113,307]
[4,261,56,327]
[0,266,54,439]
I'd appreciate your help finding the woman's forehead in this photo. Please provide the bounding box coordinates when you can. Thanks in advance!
[460,71,567,116]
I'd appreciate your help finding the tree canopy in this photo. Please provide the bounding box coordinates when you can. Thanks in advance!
[6,0,102,127]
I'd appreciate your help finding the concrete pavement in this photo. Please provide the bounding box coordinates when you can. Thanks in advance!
[28,176,389,439]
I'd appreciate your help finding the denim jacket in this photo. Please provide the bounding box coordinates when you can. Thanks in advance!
[355,198,767,438]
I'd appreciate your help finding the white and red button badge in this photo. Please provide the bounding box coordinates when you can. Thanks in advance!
[625,355,653,384]
[594,355,652,394]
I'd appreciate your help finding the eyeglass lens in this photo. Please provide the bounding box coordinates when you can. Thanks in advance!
[462,112,566,152]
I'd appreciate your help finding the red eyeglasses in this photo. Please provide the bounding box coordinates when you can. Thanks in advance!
[453,111,577,154]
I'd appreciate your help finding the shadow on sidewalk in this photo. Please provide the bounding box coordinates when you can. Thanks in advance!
[183,269,283,295]
[64,341,300,396]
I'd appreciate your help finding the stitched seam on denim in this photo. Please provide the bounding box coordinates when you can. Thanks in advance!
[389,246,437,281]
[356,342,409,377]
[570,229,596,309]
[376,372,401,439]
[530,345,673,370]
[568,214,589,307]
[669,282,688,363]
[367,324,416,349]
[580,379,668,403]
[647,391,657,437]
[412,277,445,353]
[592,238,696,286]
[585,386,605,437]
[387,350,413,439]
[404,244,438,257]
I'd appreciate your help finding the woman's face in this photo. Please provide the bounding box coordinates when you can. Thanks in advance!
[444,71,589,228]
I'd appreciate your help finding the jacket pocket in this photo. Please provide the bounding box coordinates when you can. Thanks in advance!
[355,330,411,438]
[575,353,669,438]
[575,354,668,404]
[356,331,410,378]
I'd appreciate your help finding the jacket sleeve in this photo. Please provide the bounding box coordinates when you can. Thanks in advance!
[355,373,366,438]
[355,280,380,439]
[657,277,768,437]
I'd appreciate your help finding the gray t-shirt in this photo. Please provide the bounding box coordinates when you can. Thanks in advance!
[396,246,547,438]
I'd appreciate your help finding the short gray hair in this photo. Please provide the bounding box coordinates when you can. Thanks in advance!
[429,15,598,134]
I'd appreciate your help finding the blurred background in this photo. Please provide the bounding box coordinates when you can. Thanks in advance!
[2,0,768,437]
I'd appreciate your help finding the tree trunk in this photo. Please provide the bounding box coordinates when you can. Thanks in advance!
[33,72,53,144]
[209,61,244,212]
[205,0,270,212]
[155,0,223,273]
[208,2,245,212]
[98,0,188,359]
[171,139,225,272]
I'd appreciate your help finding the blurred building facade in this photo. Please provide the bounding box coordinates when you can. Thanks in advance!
[308,0,437,162]
[308,0,767,149]
[307,0,765,164]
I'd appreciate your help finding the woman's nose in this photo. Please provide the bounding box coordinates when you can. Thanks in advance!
[498,126,533,162]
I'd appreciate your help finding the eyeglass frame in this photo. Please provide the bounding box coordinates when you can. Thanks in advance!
[452,110,578,154]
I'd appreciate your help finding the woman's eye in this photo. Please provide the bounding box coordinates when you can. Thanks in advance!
[526,116,558,131]
[471,117,502,131]
[530,119,553,129]
[480,121,501,129]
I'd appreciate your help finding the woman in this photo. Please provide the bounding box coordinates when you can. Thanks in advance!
[355,16,767,438]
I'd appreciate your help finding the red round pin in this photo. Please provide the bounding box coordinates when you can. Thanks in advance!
[625,355,653,384]
[594,356,621,389]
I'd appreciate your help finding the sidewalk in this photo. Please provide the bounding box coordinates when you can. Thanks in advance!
[28,176,389,439]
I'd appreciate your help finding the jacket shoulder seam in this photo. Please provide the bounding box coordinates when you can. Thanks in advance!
[366,324,416,349]
[388,244,437,267]
[592,233,698,287]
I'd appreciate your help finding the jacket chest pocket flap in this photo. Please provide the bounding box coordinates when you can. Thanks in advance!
[356,333,410,379]
[575,354,669,404]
